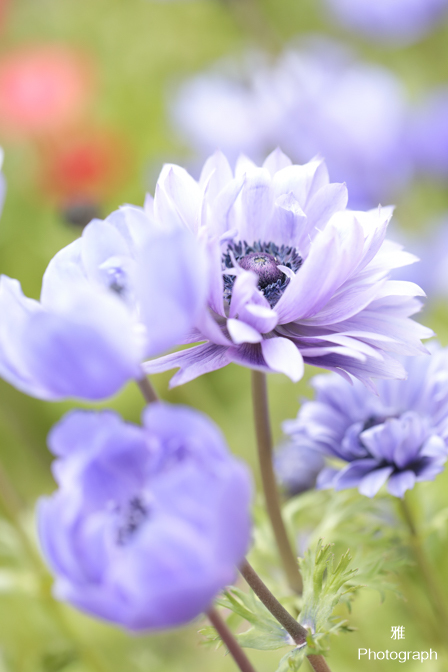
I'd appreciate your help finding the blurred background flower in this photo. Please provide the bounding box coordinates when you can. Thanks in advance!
[39,128,130,226]
[1,0,448,670]
[171,42,413,208]
[0,44,93,139]
[321,0,448,45]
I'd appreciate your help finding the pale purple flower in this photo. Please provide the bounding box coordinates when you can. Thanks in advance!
[0,206,207,400]
[38,403,252,631]
[283,344,448,498]
[274,442,324,497]
[322,0,448,44]
[409,89,448,179]
[172,45,411,208]
[389,216,448,302]
[145,149,431,388]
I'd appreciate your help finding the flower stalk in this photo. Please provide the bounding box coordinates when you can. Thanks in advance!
[399,496,448,637]
[239,560,332,672]
[137,374,159,404]
[251,370,303,594]
[207,607,258,672]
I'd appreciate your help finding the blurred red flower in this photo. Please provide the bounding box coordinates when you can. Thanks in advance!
[41,129,129,201]
[0,45,94,138]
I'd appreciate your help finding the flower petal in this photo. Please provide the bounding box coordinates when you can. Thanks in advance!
[261,337,304,381]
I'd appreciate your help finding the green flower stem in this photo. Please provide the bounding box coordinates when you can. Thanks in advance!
[207,607,258,672]
[137,374,159,404]
[239,560,332,672]
[399,496,448,636]
[251,370,303,594]
[0,461,107,672]
[240,559,307,644]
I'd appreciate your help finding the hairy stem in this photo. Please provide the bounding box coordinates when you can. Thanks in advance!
[240,560,331,672]
[207,607,258,672]
[137,374,159,404]
[399,497,448,636]
[251,370,303,593]
[0,462,107,672]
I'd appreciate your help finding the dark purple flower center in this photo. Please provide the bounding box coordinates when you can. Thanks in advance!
[115,496,148,546]
[361,415,391,433]
[222,240,303,308]
[238,252,284,288]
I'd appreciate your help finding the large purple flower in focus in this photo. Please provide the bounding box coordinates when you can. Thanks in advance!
[322,0,448,44]
[283,344,448,498]
[0,206,207,400]
[145,149,431,388]
[172,45,411,208]
[38,403,252,631]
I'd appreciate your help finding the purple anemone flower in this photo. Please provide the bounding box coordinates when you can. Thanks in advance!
[274,442,325,497]
[38,403,252,631]
[145,149,431,388]
[0,206,207,400]
[283,344,448,498]
[172,45,412,208]
[322,0,448,44]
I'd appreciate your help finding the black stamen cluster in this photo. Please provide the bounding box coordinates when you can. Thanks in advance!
[116,496,148,546]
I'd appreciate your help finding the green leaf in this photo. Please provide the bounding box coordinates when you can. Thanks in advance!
[0,568,37,594]
[216,588,293,651]
[298,539,361,651]
[275,645,306,672]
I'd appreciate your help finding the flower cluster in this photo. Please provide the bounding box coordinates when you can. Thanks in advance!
[0,149,435,636]
[283,344,448,498]
[39,404,252,630]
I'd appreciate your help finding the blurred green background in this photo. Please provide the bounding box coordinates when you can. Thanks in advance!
[1,1,448,671]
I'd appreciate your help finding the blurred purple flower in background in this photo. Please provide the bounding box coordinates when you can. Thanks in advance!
[322,0,448,44]
[283,344,448,498]
[145,150,431,387]
[38,403,252,630]
[389,216,448,302]
[409,88,448,180]
[274,441,324,497]
[172,44,411,208]
[0,204,207,400]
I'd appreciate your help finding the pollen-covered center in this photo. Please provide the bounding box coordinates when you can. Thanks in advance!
[222,240,303,308]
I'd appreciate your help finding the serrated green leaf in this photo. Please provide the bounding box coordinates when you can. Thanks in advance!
[299,540,361,646]
[275,645,306,672]
[216,588,292,651]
